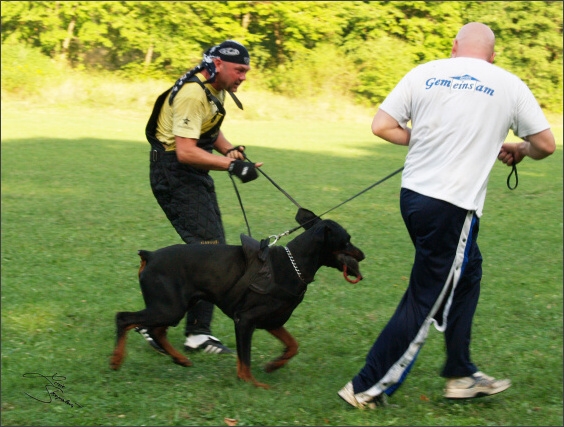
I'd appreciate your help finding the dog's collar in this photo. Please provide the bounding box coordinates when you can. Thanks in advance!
[284,246,306,283]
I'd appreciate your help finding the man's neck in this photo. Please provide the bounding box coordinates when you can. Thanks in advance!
[200,69,222,91]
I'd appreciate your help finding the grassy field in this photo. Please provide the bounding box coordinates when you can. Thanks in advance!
[1,91,562,426]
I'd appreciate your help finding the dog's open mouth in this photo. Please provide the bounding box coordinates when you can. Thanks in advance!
[336,254,363,283]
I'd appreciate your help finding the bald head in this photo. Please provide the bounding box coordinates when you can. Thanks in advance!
[451,22,496,63]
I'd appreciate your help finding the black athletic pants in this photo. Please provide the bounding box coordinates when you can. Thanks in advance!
[351,188,481,398]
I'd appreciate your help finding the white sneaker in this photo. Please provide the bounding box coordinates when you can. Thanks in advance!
[134,327,166,354]
[444,371,511,399]
[183,334,232,354]
[337,381,387,409]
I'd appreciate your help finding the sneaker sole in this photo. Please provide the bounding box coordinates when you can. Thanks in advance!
[184,342,233,354]
[338,386,377,409]
[148,341,168,355]
[444,382,511,399]
[337,388,358,408]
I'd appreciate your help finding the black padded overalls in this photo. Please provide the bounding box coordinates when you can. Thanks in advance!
[145,77,227,335]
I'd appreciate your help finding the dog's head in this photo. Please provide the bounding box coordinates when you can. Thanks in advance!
[296,210,365,283]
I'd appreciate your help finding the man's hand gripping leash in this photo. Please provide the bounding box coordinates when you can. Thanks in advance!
[227,146,262,183]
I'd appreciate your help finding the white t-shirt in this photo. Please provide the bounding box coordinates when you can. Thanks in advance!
[380,57,550,216]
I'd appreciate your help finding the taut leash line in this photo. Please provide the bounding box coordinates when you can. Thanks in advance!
[232,151,405,242]
[316,166,404,219]
[243,153,303,209]
[235,147,519,243]
[265,166,405,244]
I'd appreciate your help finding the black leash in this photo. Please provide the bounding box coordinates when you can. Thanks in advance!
[507,164,518,190]
[242,153,303,209]
[233,152,403,239]
[316,166,404,219]
[270,166,405,241]
[231,151,518,241]
[228,152,305,237]
[228,173,252,236]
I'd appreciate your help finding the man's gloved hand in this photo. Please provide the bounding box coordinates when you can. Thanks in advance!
[228,160,259,183]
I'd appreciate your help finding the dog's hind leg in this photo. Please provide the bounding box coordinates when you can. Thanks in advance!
[264,327,299,373]
[110,309,190,369]
[110,311,140,370]
[150,326,192,367]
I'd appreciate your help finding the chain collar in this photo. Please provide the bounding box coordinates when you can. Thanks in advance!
[284,246,306,283]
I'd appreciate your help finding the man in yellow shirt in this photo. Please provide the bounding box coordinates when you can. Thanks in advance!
[138,40,261,354]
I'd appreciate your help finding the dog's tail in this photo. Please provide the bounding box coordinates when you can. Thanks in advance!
[137,250,151,276]
[138,249,151,259]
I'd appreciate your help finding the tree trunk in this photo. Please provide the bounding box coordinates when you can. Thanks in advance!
[241,12,251,30]
[273,22,284,64]
[61,18,75,61]
[144,44,154,68]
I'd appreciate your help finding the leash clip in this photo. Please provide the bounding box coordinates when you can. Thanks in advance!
[268,230,290,247]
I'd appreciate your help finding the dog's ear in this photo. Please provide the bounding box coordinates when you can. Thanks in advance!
[295,208,321,230]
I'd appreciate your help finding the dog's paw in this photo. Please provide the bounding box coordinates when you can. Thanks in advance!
[109,353,123,370]
[173,357,193,367]
[238,374,270,389]
[255,381,270,390]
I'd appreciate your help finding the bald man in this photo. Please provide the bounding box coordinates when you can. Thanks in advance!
[338,22,555,408]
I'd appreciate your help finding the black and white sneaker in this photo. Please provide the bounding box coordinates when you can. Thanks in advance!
[184,334,233,354]
[135,327,167,354]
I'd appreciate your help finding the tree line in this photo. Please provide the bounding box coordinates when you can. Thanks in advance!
[1,1,562,111]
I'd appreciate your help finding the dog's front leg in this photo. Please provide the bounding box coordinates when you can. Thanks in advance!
[234,321,269,389]
[264,327,298,373]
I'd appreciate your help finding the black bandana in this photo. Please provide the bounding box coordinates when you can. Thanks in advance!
[169,40,250,106]
[208,40,250,65]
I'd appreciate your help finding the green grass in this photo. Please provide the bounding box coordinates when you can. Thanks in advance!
[1,97,562,426]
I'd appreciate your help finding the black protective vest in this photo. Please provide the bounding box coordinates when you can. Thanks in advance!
[145,76,226,154]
